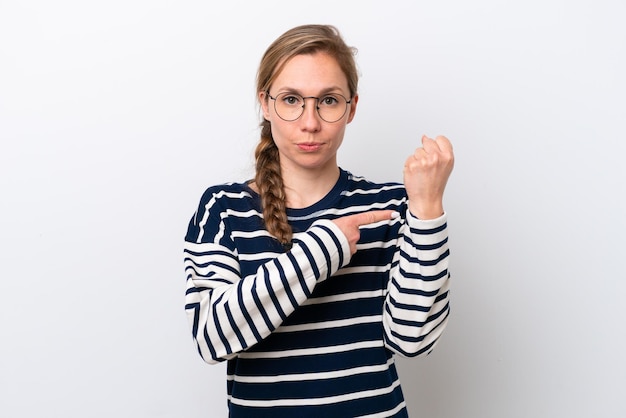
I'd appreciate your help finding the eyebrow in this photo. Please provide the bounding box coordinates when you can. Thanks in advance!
[274,86,348,96]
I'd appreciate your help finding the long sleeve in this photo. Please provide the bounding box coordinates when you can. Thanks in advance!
[184,195,351,364]
[383,210,451,357]
[183,173,453,417]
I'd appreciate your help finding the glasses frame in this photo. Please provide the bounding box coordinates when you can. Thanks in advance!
[267,91,352,123]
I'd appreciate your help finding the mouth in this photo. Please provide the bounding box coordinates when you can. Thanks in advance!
[296,142,324,152]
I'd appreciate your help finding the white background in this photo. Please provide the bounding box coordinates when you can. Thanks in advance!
[1,1,625,417]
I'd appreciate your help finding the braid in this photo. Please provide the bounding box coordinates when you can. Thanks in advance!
[254,120,292,245]
[253,24,359,248]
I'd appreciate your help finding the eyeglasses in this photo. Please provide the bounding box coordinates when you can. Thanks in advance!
[267,92,352,123]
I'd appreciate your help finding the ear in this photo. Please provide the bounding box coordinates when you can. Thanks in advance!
[259,91,271,120]
[346,94,358,124]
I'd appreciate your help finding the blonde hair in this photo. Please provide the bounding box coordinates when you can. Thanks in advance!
[254,24,359,246]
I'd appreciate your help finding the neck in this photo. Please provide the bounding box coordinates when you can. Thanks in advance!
[282,165,340,209]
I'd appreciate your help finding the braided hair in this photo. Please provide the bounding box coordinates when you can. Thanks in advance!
[254,24,359,247]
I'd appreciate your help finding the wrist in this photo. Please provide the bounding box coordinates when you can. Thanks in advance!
[408,201,444,220]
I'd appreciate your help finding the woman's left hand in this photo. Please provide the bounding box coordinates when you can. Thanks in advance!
[403,135,455,219]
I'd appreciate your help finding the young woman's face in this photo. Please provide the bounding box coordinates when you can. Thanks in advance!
[259,52,358,175]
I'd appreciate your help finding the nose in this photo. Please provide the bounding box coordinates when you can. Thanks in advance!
[300,97,322,130]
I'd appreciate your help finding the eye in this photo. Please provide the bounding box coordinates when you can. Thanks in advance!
[319,95,340,106]
[280,94,302,106]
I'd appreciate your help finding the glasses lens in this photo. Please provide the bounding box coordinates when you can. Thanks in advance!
[273,93,348,122]
[317,94,348,123]
[274,93,303,121]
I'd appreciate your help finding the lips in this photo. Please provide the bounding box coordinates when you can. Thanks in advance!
[297,142,323,152]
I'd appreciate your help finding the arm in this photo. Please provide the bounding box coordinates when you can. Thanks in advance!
[383,134,454,356]
[383,210,450,357]
[184,193,351,364]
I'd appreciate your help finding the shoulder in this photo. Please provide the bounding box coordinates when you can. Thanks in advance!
[186,180,260,244]
[329,169,407,214]
[195,181,258,213]
[190,180,258,228]
[342,170,407,199]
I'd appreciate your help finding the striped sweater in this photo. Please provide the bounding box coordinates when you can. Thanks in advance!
[184,169,451,417]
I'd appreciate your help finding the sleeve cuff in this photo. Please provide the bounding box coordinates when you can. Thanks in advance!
[406,210,447,229]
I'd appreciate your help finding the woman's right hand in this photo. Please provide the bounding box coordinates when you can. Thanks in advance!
[332,210,398,255]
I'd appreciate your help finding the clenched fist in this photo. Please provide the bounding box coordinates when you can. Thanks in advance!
[404,135,454,219]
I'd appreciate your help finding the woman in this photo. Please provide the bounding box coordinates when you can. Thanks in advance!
[184,24,454,417]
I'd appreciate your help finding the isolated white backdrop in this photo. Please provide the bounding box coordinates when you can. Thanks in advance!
[1,1,625,417]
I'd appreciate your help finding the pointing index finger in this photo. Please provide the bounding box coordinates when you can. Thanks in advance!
[355,210,400,227]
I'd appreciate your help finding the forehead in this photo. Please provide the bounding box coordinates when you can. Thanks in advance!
[271,52,349,93]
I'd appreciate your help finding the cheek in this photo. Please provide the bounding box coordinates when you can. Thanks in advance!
[268,120,293,142]
[331,125,348,143]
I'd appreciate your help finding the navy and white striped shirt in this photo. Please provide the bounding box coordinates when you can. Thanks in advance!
[184,169,450,417]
